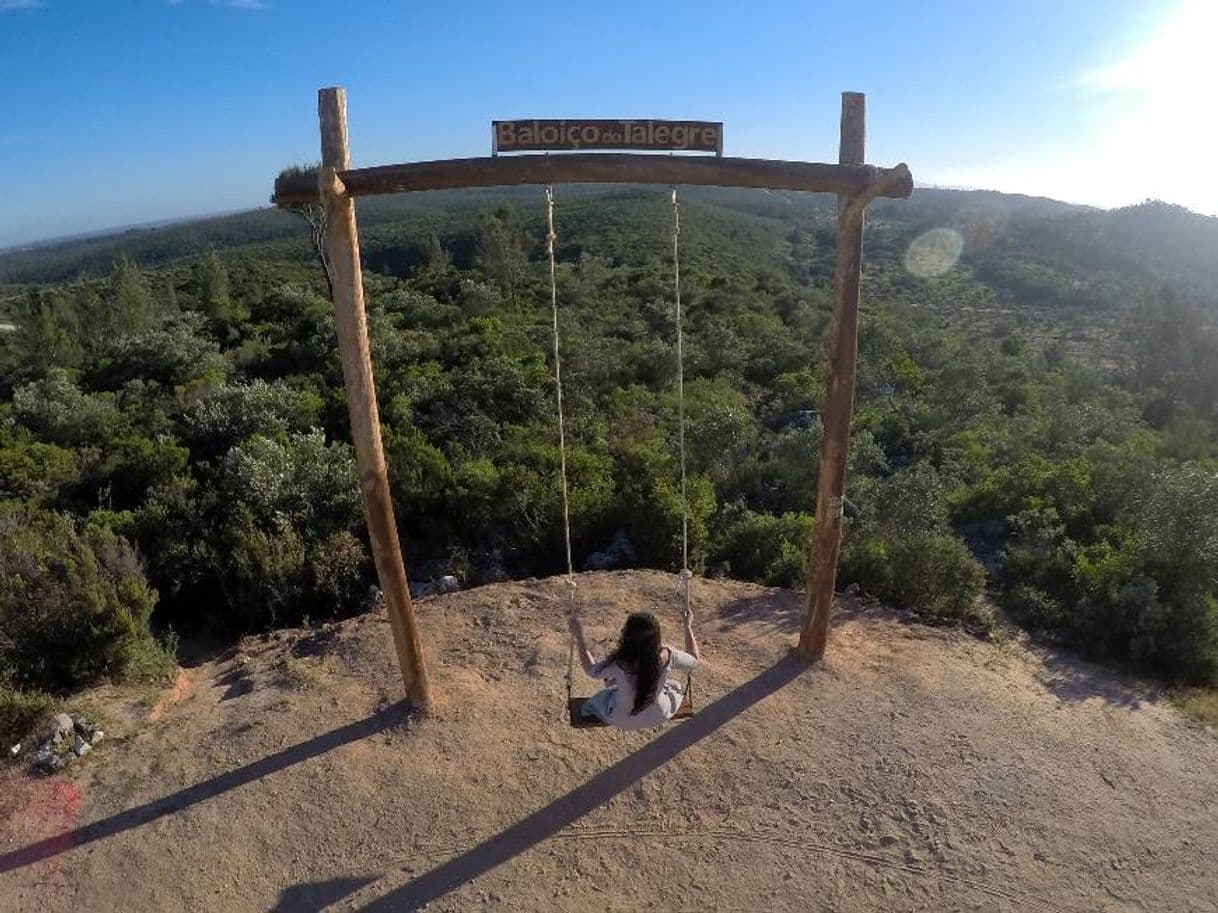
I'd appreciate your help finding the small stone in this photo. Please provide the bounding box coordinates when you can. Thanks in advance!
[89,729,105,745]
[8,742,19,757]
[50,712,74,739]
[72,735,91,757]
[34,748,62,772]
[844,582,861,595]
[878,834,900,848]
[72,714,89,735]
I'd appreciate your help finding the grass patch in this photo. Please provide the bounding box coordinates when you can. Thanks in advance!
[0,683,55,750]
[117,630,180,683]
[276,656,324,690]
[1174,688,1218,731]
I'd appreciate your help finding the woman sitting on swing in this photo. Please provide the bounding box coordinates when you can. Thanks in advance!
[567,606,700,729]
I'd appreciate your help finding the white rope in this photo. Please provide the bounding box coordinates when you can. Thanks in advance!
[672,188,693,624]
[546,185,579,704]
[546,184,575,586]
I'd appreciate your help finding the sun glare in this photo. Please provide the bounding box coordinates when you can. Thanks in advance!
[1082,0,1218,206]
[936,1,1218,214]
[1083,0,1218,95]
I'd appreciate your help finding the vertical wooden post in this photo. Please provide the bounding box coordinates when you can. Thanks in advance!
[798,92,867,662]
[318,87,433,709]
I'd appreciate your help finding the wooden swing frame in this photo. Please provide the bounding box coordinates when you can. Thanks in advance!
[271,87,913,711]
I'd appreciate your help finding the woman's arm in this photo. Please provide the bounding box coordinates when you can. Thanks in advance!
[683,612,701,661]
[567,615,598,675]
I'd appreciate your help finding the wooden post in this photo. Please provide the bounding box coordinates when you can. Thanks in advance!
[798,92,867,662]
[318,87,433,709]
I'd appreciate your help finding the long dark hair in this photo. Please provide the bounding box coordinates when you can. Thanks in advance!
[605,612,663,715]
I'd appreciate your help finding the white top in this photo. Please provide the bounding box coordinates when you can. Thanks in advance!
[587,646,698,730]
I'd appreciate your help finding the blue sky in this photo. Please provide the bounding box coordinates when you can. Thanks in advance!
[1,0,1213,248]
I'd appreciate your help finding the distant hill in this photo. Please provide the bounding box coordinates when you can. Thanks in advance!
[3,186,1215,309]
[2,186,1214,380]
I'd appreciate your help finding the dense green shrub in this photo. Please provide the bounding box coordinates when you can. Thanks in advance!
[711,510,813,586]
[0,504,173,694]
[180,379,323,457]
[842,530,987,624]
[199,431,367,628]
[88,313,227,391]
[997,463,1218,681]
[612,439,715,570]
[220,431,360,533]
[11,369,123,447]
[1002,583,1066,630]
[84,435,189,510]
[0,440,79,505]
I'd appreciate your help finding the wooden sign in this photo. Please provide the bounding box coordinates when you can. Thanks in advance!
[493,119,723,155]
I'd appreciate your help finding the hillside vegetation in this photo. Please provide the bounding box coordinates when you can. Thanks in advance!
[2,186,1217,740]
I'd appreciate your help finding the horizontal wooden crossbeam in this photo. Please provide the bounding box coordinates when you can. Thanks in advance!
[272,153,913,206]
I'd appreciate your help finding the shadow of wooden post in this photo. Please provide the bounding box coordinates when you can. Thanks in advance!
[0,704,410,875]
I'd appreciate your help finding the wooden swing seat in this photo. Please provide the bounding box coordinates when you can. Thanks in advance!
[567,695,695,730]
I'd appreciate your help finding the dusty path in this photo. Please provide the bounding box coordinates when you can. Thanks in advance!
[2,571,1216,912]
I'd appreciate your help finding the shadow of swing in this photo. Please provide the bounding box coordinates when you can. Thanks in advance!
[332,652,808,912]
[0,703,411,875]
[268,876,380,913]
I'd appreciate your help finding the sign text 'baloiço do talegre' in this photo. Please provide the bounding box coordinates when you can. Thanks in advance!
[493,119,723,154]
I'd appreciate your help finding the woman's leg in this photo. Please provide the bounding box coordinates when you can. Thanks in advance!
[581,687,617,721]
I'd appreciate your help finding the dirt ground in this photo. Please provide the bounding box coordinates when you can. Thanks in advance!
[2,570,1216,912]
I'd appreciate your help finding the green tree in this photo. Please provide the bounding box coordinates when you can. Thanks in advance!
[107,255,157,334]
[476,207,528,307]
[5,287,82,378]
[273,163,332,297]
[196,251,245,326]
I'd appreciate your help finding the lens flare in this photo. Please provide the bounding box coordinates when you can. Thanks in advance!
[905,227,964,278]
[954,204,1008,252]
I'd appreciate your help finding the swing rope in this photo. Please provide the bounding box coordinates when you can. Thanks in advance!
[545,185,579,705]
[673,188,694,709]
[672,188,692,621]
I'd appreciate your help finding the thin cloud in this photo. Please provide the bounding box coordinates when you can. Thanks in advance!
[0,0,44,10]
[168,1,269,8]
[211,0,268,8]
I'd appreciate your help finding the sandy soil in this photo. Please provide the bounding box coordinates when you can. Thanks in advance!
[1,570,1216,912]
